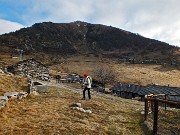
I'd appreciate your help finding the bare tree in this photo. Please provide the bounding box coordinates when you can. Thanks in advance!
[93,64,116,90]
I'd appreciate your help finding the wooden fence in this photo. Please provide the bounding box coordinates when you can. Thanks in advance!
[144,94,180,135]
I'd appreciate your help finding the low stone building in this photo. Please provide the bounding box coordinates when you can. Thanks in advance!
[28,81,48,94]
[7,58,49,81]
[112,84,180,108]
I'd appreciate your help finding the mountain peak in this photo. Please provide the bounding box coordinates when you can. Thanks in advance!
[71,20,89,24]
[0,21,178,62]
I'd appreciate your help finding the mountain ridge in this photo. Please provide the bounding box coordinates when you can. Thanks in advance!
[0,21,179,62]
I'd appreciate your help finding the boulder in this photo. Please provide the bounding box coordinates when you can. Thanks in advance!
[17,92,28,99]
[72,107,86,113]
[0,69,4,74]
[85,110,92,113]
[4,92,19,99]
[30,91,39,95]
[0,96,8,102]
[0,100,7,109]
[0,96,8,109]
[4,92,29,99]
[71,102,81,107]
[72,106,92,113]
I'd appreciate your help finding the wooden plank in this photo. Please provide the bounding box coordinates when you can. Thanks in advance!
[145,97,180,106]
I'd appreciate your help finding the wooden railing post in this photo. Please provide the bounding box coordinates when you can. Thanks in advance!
[144,96,148,121]
[153,99,159,135]
[144,94,180,135]
[165,95,167,110]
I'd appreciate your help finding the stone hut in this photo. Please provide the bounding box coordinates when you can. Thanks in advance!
[7,58,49,81]
[112,84,180,107]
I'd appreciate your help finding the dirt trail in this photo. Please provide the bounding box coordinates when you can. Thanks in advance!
[40,79,82,92]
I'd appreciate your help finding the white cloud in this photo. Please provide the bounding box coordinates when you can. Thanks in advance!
[0,19,25,35]
[21,0,95,25]
[92,0,180,46]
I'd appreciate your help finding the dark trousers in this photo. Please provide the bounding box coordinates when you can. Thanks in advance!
[83,87,91,99]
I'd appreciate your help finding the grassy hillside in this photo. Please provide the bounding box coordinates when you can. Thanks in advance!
[114,63,180,87]
[49,55,180,87]
[0,71,179,134]
[0,82,179,135]
[0,52,179,87]
[0,73,27,95]
[0,85,147,135]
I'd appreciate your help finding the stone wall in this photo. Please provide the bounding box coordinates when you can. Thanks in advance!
[0,92,28,110]
[7,58,49,81]
[0,81,48,110]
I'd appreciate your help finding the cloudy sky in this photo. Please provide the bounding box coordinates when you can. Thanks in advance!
[0,0,180,47]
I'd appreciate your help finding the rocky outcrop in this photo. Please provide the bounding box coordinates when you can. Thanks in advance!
[4,92,28,99]
[0,92,28,110]
[71,102,92,113]
[7,58,49,81]
[0,69,4,74]
[0,84,47,110]
[0,96,8,109]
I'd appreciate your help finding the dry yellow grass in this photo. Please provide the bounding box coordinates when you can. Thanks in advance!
[1,53,179,87]
[0,85,179,135]
[0,86,148,135]
[114,63,180,87]
[49,56,180,87]
[49,55,97,75]
[0,77,179,135]
[0,73,28,95]
[0,43,179,135]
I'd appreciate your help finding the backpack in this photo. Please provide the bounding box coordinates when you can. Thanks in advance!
[87,76,92,84]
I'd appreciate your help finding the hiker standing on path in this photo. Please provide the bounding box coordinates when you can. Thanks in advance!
[82,74,92,100]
